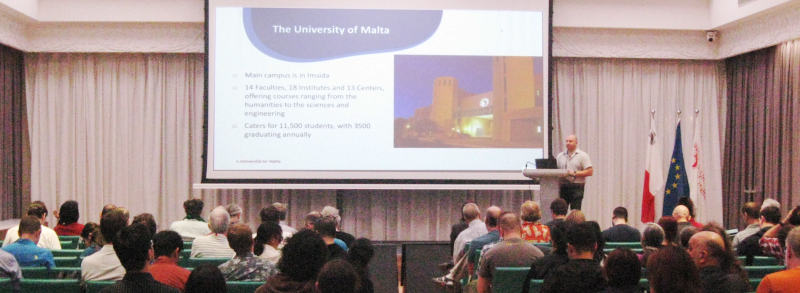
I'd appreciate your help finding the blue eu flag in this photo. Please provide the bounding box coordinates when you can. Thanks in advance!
[663,122,690,216]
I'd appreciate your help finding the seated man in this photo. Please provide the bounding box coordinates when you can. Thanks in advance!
[218,224,278,281]
[82,208,129,281]
[150,231,191,291]
[190,206,235,258]
[544,199,568,229]
[0,249,21,293]
[758,226,800,292]
[170,198,211,241]
[100,223,179,293]
[673,205,693,232]
[731,202,761,248]
[321,206,355,247]
[1,216,55,268]
[272,202,298,237]
[688,231,748,293]
[602,207,641,243]
[2,203,61,250]
[541,222,607,293]
[314,216,347,260]
[476,212,544,293]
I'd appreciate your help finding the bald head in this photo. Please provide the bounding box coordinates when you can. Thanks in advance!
[672,205,690,222]
[688,231,725,267]
[462,203,480,222]
[498,213,521,236]
[565,135,578,152]
[485,206,502,227]
[787,226,800,269]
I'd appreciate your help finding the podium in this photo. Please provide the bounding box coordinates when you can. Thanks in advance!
[522,168,568,222]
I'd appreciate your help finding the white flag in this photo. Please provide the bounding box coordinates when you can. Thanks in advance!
[690,112,707,222]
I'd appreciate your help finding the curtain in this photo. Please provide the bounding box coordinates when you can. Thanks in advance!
[0,43,29,219]
[553,58,726,229]
[723,39,800,228]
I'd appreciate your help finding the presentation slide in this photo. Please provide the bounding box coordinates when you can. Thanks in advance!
[205,1,550,182]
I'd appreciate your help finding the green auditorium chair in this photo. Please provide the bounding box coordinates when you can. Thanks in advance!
[21,267,81,279]
[51,249,83,258]
[178,257,230,268]
[604,242,642,249]
[18,279,81,293]
[528,279,544,293]
[58,236,81,249]
[749,278,762,290]
[53,256,82,267]
[183,241,193,250]
[638,278,650,291]
[604,247,643,254]
[228,281,264,293]
[744,265,785,278]
[180,249,191,259]
[85,280,115,293]
[492,267,530,293]
[737,256,780,266]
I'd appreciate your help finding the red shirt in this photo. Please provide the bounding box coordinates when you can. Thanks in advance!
[149,256,191,291]
[521,222,551,243]
[54,222,85,236]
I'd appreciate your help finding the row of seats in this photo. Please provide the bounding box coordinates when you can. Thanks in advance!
[48,256,231,270]
[0,278,261,293]
[51,236,190,250]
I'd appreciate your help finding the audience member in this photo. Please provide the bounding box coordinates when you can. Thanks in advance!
[688,231,749,293]
[679,226,698,248]
[219,224,278,281]
[254,222,283,264]
[315,216,347,259]
[521,201,551,243]
[602,207,641,243]
[673,205,693,232]
[261,206,294,243]
[257,229,327,293]
[2,202,61,249]
[738,205,780,256]
[303,211,322,230]
[678,197,703,228]
[100,223,179,293]
[226,203,243,225]
[732,202,761,248]
[100,204,116,217]
[541,221,606,293]
[658,216,679,246]
[452,203,487,263]
[347,238,375,293]
[321,205,356,247]
[150,230,191,291]
[435,206,502,287]
[758,206,800,263]
[185,264,227,293]
[523,221,569,293]
[80,222,102,257]
[757,226,800,293]
[170,198,211,241]
[565,209,586,224]
[53,200,84,236]
[545,198,568,229]
[640,223,665,267]
[588,221,607,263]
[1,216,55,268]
[190,206,235,258]
[602,248,641,293]
[761,198,780,210]
[317,259,359,293]
[646,245,701,293]
[82,208,128,281]
[0,249,21,292]
[448,202,471,260]
[273,202,298,237]
[477,212,544,293]
[133,213,157,237]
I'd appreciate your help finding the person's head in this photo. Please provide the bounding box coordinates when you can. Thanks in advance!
[113,223,153,272]
[484,206,502,229]
[550,198,568,217]
[304,211,322,230]
[498,212,522,238]
[565,134,578,152]
[700,222,732,252]
[314,216,338,239]
[101,208,129,244]
[687,231,725,268]
[57,200,79,225]
[741,202,760,222]
[785,226,800,269]
[183,198,204,218]
[18,215,42,243]
[565,209,585,224]
[317,259,359,293]
[520,201,542,223]
[260,206,281,223]
[677,197,696,219]
[657,216,678,245]
[604,248,641,289]
[279,229,328,282]
[642,223,665,248]
[254,222,283,256]
[101,204,117,218]
[761,198,780,211]
[272,202,289,221]
[612,206,628,224]
[646,245,701,293]
[26,203,48,223]
[549,221,569,256]
[81,222,102,248]
[227,224,254,256]
[462,203,480,222]
[226,203,243,225]
[347,238,374,273]
[787,206,800,226]
[320,206,341,226]
[679,226,698,248]
[132,213,157,238]
[153,230,183,259]
[566,222,597,259]
[185,264,227,293]
[208,206,230,234]
[672,205,690,222]
[760,206,781,226]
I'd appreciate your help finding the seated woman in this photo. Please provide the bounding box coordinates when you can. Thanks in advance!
[54,200,84,236]
[520,201,551,243]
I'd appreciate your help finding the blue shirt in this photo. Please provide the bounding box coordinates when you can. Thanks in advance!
[1,239,55,268]
[467,230,501,264]
[334,238,348,251]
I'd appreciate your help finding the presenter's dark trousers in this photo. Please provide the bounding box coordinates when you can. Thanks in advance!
[559,183,585,210]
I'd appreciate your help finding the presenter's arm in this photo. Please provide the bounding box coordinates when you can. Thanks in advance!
[569,167,593,178]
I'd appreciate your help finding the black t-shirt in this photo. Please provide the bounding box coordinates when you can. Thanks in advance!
[522,253,569,293]
[541,259,606,293]
[699,266,749,293]
[327,243,347,260]
[336,231,356,248]
[602,224,641,243]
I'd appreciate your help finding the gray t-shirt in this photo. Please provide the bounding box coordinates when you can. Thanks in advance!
[556,149,592,184]
[477,238,544,279]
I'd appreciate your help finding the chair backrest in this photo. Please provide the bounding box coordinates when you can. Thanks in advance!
[492,267,530,293]
[605,242,642,249]
[178,257,231,268]
[183,241,193,250]
[744,265,785,278]
[227,281,264,293]
[58,236,81,249]
[749,278,762,290]
[737,256,780,266]
[604,247,643,254]
[528,279,544,293]
[21,267,81,279]
[51,249,83,258]
[85,280,116,293]
[180,249,191,259]
[53,256,82,267]
[19,279,81,293]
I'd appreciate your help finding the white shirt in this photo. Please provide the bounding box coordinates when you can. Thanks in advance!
[2,225,61,250]
[169,219,211,241]
[81,245,125,281]
[452,219,488,263]
[258,244,281,264]
[190,234,235,258]
[556,148,593,184]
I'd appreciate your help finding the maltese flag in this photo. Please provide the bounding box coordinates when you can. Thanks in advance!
[642,116,664,223]
[690,112,707,222]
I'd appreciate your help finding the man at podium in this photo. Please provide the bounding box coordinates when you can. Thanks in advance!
[556,134,593,210]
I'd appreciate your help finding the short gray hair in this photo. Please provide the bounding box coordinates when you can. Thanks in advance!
[320,206,341,224]
[787,226,800,260]
[209,206,230,234]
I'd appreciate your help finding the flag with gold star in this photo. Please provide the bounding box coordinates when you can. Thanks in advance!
[663,122,690,216]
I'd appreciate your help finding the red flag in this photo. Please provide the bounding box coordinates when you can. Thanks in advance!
[642,116,664,223]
